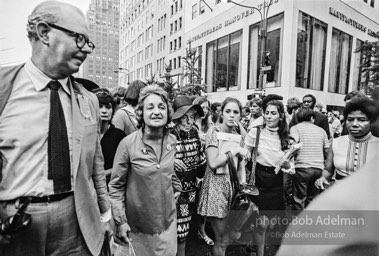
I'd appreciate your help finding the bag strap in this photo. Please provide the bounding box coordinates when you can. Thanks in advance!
[248,126,261,185]
[122,108,137,131]
[226,151,239,207]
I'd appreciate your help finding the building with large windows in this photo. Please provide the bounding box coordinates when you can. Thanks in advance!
[119,0,170,86]
[83,0,120,89]
[185,0,379,108]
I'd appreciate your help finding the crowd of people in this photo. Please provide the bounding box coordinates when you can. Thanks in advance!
[1,1,379,256]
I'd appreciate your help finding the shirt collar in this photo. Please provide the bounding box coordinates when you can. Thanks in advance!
[25,59,71,95]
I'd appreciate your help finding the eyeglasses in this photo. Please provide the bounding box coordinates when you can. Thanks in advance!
[47,23,95,51]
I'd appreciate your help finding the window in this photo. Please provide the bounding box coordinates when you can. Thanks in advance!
[206,30,242,92]
[352,39,364,91]
[370,0,375,7]
[192,4,198,19]
[179,17,182,29]
[328,28,352,94]
[295,12,327,91]
[179,37,182,49]
[248,13,283,89]
[178,56,181,68]
[171,5,174,16]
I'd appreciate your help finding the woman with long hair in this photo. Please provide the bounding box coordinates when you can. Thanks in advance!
[244,100,291,256]
[198,97,250,256]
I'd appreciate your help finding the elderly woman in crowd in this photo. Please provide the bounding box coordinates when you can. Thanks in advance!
[109,85,182,256]
[170,95,206,256]
[93,88,126,184]
[198,97,250,256]
[315,97,379,189]
[112,80,146,136]
[244,100,291,256]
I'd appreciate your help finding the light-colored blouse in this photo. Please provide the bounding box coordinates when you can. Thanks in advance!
[244,127,285,167]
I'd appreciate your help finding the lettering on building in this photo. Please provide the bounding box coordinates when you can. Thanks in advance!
[329,7,367,32]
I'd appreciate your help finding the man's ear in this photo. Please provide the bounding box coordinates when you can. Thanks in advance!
[36,22,50,45]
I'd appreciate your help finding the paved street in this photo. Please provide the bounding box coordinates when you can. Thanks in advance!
[186,213,280,256]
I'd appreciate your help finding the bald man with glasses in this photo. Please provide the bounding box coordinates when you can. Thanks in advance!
[0,1,111,255]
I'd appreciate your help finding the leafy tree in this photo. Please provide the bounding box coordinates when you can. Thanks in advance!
[180,47,207,97]
[355,39,379,96]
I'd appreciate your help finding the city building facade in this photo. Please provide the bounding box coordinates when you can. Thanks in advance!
[185,0,379,108]
[83,0,120,89]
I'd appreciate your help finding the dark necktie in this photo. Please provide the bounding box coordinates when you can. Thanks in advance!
[47,80,71,193]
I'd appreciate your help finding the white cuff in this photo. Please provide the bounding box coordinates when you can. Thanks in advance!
[100,209,112,222]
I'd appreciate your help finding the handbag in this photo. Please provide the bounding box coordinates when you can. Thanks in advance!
[100,235,112,256]
[226,151,259,240]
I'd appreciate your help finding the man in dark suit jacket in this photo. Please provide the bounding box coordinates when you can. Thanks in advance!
[0,2,111,255]
[290,94,330,139]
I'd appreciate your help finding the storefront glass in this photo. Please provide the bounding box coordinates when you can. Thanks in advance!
[328,28,352,94]
[248,13,283,89]
[205,30,242,92]
[352,39,363,91]
[296,12,327,91]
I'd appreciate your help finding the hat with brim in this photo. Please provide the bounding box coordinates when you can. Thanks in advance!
[172,95,204,120]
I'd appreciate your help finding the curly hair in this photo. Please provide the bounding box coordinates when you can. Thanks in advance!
[26,1,82,41]
[343,97,378,123]
[135,85,173,129]
[263,100,290,150]
[93,88,116,114]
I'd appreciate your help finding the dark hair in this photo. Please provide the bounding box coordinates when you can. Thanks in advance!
[302,94,316,108]
[343,97,378,123]
[344,90,366,102]
[135,84,173,130]
[124,80,147,107]
[296,107,315,122]
[248,98,263,108]
[93,88,116,113]
[263,100,289,150]
[242,107,251,114]
[211,102,221,112]
[193,97,211,133]
[221,97,243,114]
[210,102,221,124]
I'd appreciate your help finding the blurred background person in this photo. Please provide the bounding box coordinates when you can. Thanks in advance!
[286,97,301,124]
[315,96,379,189]
[109,85,181,256]
[240,106,251,131]
[329,110,342,138]
[110,86,128,111]
[246,97,263,132]
[112,80,146,136]
[170,95,206,256]
[93,88,126,185]
[193,97,213,142]
[210,102,222,126]
[291,94,330,139]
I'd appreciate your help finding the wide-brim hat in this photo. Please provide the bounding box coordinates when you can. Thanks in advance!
[172,95,204,120]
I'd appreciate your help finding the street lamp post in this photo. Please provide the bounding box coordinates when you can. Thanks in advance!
[221,0,273,90]
[114,67,130,86]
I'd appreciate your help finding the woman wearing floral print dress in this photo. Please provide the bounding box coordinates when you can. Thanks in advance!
[198,97,250,256]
